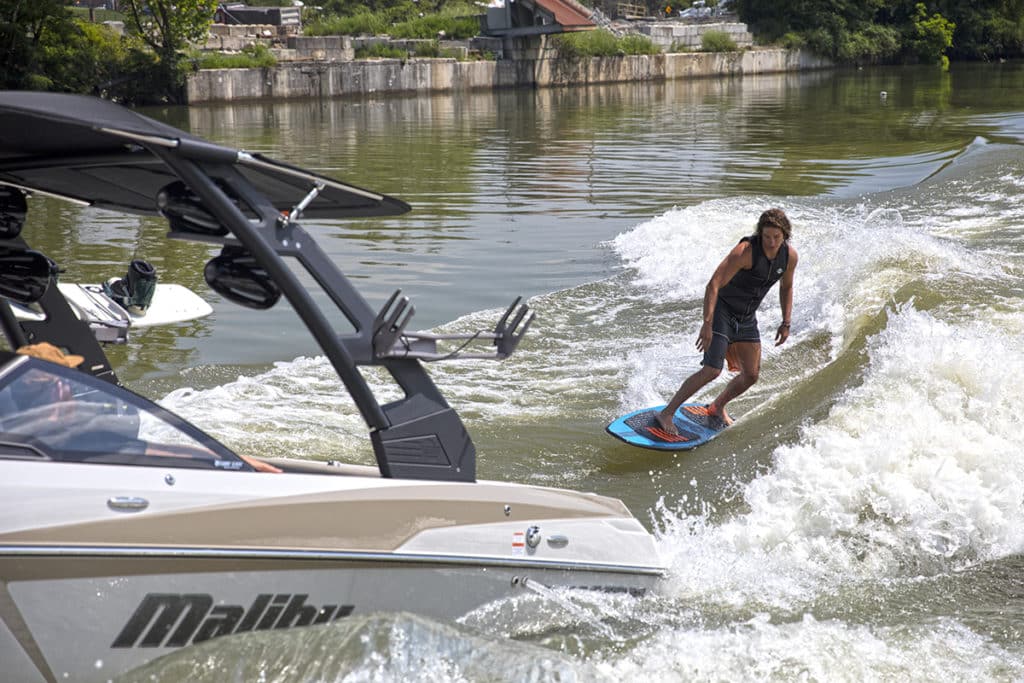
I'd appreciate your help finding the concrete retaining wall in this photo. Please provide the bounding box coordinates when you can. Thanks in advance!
[282,35,354,62]
[638,22,753,50]
[186,48,831,103]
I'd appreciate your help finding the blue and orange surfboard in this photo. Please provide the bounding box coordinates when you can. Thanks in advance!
[606,403,729,451]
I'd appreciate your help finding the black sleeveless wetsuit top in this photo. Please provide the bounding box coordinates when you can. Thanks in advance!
[717,234,789,319]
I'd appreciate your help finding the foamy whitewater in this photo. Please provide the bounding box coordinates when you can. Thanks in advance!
[124,84,1024,681]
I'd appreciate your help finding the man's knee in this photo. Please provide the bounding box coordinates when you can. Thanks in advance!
[741,368,759,387]
[700,365,723,382]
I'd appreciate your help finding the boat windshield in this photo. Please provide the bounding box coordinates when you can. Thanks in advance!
[0,355,248,470]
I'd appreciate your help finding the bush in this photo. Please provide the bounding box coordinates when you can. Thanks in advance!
[34,18,167,103]
[779,31,805,50]
[553,29,660,58]
[355,43,408,59]
[307,11,390,37]
[306,4,480,40]
[838,24,899,63]
[802,26,835,57]
[68,7,127,22]
[390,12,480,40]
[619,33,661,55]
[908,3,954,65]
[560,30,620,57]
[193,43,278,69]
[38,20,127,93]
[701,30,737,52]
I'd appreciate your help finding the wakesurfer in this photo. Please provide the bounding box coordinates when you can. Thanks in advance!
[655,207,798,434]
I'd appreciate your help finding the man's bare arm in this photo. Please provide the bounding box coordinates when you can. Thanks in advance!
[775,245,798,346]
[697,242,752,351]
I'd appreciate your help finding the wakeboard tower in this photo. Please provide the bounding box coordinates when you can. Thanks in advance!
[0,92,535,482]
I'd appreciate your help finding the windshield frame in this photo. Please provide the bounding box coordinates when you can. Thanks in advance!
[0,353,252,471]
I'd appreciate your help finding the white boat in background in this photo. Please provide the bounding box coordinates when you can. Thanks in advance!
[0,92,664,682]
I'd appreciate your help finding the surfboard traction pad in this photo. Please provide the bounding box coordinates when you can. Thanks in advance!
[608,404,729,451]
[623,411,701,444]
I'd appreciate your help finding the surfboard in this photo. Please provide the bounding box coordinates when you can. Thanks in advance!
[606,403,730,451]
[10,283,213,341]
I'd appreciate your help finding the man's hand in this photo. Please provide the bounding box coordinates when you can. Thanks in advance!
[240,454,283,473]
[775,323,790,346]
[696,321,713,352]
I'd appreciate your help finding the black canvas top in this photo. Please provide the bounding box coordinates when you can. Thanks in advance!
[0,91,410,218]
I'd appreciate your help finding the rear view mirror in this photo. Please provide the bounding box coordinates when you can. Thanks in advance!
[204,246,281,309]
[0,247,54,304]
[0,185,27,239]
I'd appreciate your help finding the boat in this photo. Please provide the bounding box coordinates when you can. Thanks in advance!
[0,92,664,682]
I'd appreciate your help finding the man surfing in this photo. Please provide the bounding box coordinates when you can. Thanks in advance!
[655,207,798,435]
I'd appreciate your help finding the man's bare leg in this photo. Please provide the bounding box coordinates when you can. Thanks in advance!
[707,342,761,426]
[655,365,721,434]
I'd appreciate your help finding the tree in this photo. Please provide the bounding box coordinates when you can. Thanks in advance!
[0,0,73,89]
[936,0,1024,59]
[734,0,1022,63]
[120,0,218,99]
[908,3,954,65]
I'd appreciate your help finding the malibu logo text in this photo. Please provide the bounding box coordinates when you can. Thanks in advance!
[112,593,355,648]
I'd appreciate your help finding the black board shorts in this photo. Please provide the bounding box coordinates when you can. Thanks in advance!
[703,304,760,369]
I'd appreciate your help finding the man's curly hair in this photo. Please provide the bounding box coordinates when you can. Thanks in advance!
[756,208,791,241]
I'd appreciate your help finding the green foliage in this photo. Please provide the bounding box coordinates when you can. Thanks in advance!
[307,11,391,36]
[553,29,659,58]
[308,5,479,40]
[68,7,127,22]
[355,43,408,59]
[30,16,166,104]
[1,3,160,102]
[619,33,661,55]
[193,43,278,69]
[120,0,218,59]
[119,0,219,101]
[413,41,441,57]
[701,30,738,52]
[779,32,805,50]
[908,3,954,65]
[553,30,618,59]
[801,27,834,58]
[0,0,71,89]
[2,0,253,102]
[947,6,1024,60]
[837,23,900,62]
[245,42,278,65]
[320,0,447,18]
[389,12,480,40]
[38,20,126,93]
[736,0,1022,62]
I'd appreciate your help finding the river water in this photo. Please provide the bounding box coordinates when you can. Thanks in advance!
[22,62,1024,680]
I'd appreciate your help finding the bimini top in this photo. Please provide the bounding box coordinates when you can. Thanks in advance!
[0,91,409,219]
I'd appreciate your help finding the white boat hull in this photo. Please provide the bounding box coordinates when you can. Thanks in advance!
[0,461,662,682]
[2,555,655,683]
